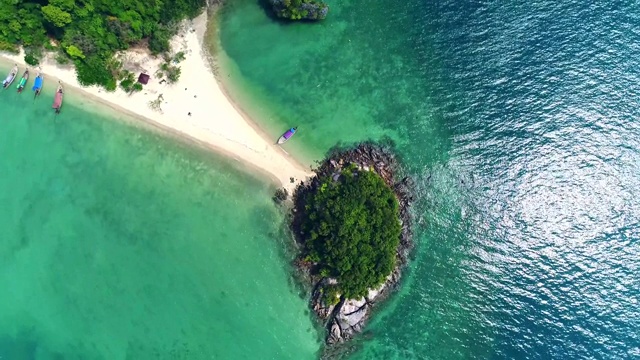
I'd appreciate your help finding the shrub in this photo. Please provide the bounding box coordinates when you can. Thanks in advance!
[24,47,43,66]
[159,61,181,84]
[148,96,163,112]
[173,51,186,63]
[166,65,181,83]
[55,52,70,65]
[323,285,340,306]
[298,165,401,299]
[120,78,134,91]
[119,69,136,92]
[105,77,117,92]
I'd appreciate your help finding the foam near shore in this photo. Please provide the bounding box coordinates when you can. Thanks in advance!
[0,11,312,192]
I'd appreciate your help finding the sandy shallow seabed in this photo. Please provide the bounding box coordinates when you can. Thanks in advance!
[0,11,313,192]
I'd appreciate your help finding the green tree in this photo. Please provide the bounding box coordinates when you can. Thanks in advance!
[50,0,76,12]
[17,6,48,46]
[42,5,72,27]
[298,165,401,299]
[65,44,85,59]
[148,25,172,54]
[118,69,143,93]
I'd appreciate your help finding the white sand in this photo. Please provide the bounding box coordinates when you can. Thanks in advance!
[0,12,311,192]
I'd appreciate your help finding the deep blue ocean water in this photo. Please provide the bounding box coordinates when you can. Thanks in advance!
[218,0,640,358]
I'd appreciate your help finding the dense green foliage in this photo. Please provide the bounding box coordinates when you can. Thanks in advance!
[268,0,329,21]
[299,166,401,299]
[0,0,205,87]
[119,70,143,93]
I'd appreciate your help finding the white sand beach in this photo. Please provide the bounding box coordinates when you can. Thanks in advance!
[0,12,312,192]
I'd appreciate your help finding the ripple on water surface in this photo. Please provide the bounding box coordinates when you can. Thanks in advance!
[218,0,640,358]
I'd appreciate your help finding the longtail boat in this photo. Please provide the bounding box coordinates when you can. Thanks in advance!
[32,70,43,98]
[52,83,64,114]
[2,65,18,89]
[277,127,298,144]
[16,69,29,93]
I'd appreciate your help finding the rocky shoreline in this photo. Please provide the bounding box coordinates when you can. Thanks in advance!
[282,143,415,350]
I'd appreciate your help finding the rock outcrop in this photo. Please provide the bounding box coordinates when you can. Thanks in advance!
[268,0,329,21]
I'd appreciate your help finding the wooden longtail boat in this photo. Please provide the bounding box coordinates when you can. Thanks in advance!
[2,65,18,89]
[52,83,64,114]
[32,70,43,98]
[16,69,29,93]
[277,127,298,144]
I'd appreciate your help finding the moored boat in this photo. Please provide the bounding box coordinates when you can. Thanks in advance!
[277,127,298,144]
[32,70,43,98]
[52,82,63,114]
[16,69,29,93]
[2,65,18,89]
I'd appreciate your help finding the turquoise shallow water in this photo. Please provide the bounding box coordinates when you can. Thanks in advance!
[3,0,640,356]
[0,66,321,359]
[218,0,640,358]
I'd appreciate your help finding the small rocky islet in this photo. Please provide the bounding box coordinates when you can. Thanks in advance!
[277,143,414,351]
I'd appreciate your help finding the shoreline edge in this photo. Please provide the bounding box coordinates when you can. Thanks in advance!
[0,10,313,193]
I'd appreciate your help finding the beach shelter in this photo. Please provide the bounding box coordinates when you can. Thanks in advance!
[137,73,150,85]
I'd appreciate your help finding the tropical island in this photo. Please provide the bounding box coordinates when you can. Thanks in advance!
[1,0,411,352]
[267,0,329,21]
[0,2,311,191]
[285,143,414,346]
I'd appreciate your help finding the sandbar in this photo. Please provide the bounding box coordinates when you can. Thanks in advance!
[0,11,312,192]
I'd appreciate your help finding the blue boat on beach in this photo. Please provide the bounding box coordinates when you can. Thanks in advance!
[32,70,43,98]
[277,127,297,144]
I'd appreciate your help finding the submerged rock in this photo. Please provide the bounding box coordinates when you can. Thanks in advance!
[272,188,288,204]
[268,0,329,21]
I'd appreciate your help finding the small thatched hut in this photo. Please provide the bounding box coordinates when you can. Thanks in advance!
[137,73,150,85]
